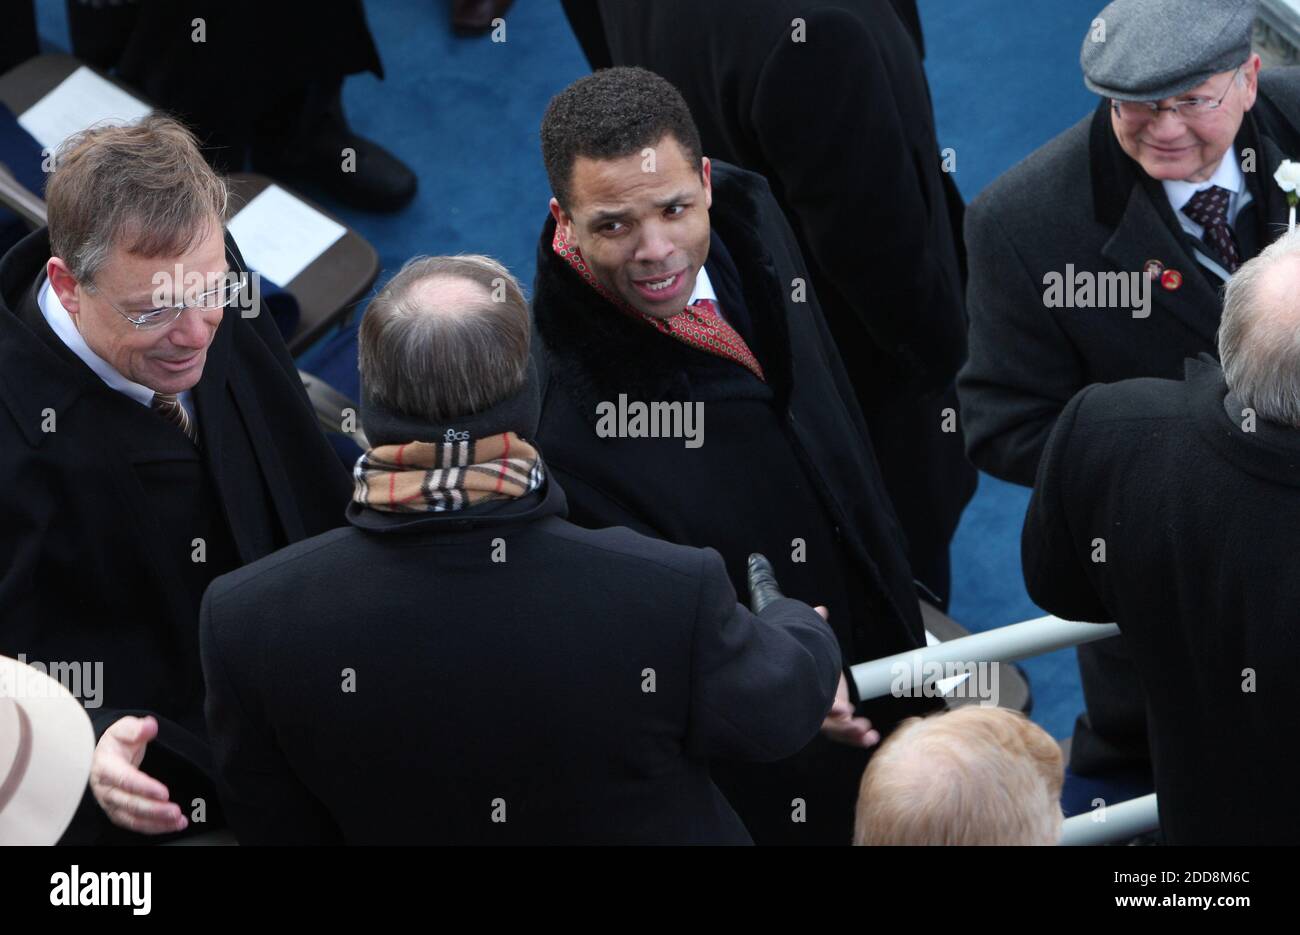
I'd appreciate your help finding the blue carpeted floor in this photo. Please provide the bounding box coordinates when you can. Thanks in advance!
[34,0,1106,742]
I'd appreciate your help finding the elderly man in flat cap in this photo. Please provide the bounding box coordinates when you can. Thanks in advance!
[957,0,1300,795]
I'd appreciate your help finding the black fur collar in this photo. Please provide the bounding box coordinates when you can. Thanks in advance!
[531,162,794,421]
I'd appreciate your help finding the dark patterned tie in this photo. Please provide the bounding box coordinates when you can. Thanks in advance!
[1181,185,1241,273]
[151,392,199,446]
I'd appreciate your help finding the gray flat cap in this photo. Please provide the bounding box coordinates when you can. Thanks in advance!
[1081,0,1257,101]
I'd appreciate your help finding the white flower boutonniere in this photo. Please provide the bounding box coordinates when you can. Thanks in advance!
[1274,160,1300,232]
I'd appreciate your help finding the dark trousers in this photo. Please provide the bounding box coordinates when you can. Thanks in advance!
[66,0,382,170]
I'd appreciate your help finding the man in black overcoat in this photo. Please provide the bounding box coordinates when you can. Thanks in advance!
[957,0,1300,787]
[559,0,975,604]
[65,0,416,211]
[200,255,842,845]
[531,67,941,845]
[1022,226,1300,844]
[0,116,351,843]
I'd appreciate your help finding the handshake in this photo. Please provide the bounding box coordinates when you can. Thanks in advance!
[746,554,879,749]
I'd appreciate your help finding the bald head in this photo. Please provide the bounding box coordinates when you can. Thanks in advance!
[1220,230,1300,428]
[405,275,495,318]
[359,255,530,423]
[854,706,1064,846]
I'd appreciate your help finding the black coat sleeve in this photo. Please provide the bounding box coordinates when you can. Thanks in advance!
[1021,385,1112,622]
[957,198,1087,487]
[199,587,343,844]
[685,548,841,762]
[749,7,966,394]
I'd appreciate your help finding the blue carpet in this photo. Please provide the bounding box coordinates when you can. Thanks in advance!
[922,0,1102,743]
[33,0,1105,743]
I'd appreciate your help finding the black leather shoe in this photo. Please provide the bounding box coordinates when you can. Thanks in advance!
[452,0,515,35]
[252,90,418,213]
[747,553,785,615]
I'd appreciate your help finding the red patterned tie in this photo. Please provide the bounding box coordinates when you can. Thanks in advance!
[673,298,765,380]
[552,227,765,382]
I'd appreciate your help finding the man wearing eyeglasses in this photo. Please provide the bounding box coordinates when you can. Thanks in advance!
[958,0,1300,799]
[0,115,351,842]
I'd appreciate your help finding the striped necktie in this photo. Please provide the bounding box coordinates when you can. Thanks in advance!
[151,392,199,446]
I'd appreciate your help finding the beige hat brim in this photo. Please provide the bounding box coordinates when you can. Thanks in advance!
[0,655,96,845]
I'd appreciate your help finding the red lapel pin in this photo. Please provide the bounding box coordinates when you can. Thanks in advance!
[1161,269,1183,291]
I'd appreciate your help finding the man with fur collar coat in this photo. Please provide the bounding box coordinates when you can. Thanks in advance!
[530,68,941,845]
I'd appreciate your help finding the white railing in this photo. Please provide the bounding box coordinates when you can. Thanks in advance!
[850,615,1119,701]
[849,614,1162,845]
[1060,793,1160,846]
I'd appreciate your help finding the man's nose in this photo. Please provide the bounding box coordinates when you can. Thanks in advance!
[635,222,675,264]
[168,307,218,348]
[1146,108,1189,138]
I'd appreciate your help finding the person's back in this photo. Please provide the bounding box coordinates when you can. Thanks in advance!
[1023,230,1300,844]
[204,502,841,843]
[200,255,841,844]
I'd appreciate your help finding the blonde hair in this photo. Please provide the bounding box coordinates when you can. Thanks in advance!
[854,707,1064,846]
[46,114,228,284]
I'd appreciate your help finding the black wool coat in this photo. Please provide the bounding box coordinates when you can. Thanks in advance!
[958,68,1300,778]
[0,228,351,843]
[531,161,940,844]
[563,0,975,601]
[1023,359,1300,845]
[201,480,842,845]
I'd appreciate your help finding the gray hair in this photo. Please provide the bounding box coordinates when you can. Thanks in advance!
[358,255,531,423]
[47,114,228,284]
[1219,227,1300,428]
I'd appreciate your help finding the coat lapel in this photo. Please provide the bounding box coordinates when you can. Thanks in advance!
[1100,184,1222,346]
[227,346,307,544]
[189,302,265,563]
[1090,103,1222,348]
[191,287,305,562]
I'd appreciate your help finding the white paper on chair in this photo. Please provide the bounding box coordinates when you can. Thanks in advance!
[18,66,152,153]
[226,184,346,286]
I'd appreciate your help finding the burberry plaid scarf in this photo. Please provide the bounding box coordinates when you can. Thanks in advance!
[353,431,545,513]
[551,226,766,382]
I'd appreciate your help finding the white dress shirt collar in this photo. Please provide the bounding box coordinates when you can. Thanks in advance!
[688,265,719,307]
[1163,148,1251,233]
